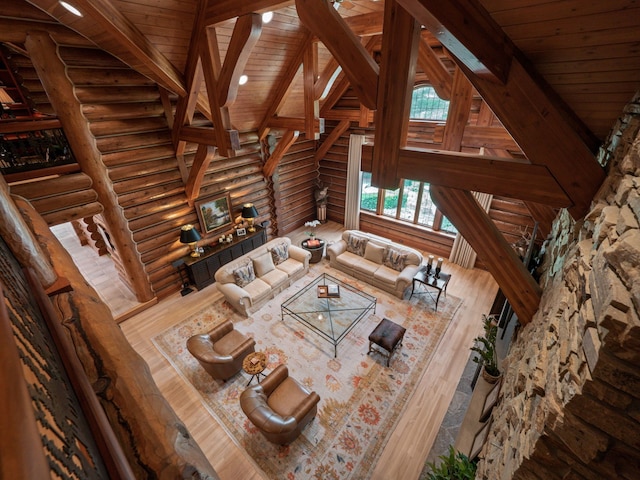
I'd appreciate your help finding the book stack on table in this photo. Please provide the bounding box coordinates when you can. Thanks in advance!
[307,238,321,248]
[317,284,340,298]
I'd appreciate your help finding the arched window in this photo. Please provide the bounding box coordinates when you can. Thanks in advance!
[409,85,449,121]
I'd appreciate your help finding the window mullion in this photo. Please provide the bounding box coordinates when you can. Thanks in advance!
[414,182,424,224]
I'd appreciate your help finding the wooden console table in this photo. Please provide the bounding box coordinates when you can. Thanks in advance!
[183,226,266,290]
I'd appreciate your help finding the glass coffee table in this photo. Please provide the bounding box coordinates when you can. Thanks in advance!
[281,273,376,357]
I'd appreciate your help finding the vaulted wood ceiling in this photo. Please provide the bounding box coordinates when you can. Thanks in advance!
[1,0,639,322]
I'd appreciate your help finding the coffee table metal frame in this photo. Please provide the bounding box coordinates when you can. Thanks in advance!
[281,273,376,357]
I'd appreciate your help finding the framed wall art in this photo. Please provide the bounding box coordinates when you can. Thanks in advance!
[195,192,233,235]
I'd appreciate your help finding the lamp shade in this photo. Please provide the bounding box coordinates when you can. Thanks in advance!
[180,224,201,244]
[241,203,259,219]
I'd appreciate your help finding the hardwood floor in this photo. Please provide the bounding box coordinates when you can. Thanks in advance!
[86,221,498,479]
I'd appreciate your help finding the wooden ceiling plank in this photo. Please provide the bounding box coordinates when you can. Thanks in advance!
[26,0,186,96]
[185,144,217,203]
[204,0,294,26]
[417,35,452,100]
[257,30,313,140]
[217,13,262,108]
[430,185,542,324]
[263,130,299,177]
[296,0,379,110]
[396,0,512,83]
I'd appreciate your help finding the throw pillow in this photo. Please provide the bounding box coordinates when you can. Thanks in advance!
[253,253,275,277]
[233,262,255,287]
[270,242,289,265]
[363,242,386,264]
[384,248,408,272]
[346,234,368,256]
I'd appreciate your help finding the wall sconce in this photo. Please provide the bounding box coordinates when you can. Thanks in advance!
[241,203,259,232]
[180,224,202,257]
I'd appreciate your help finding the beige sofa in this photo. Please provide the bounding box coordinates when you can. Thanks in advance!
[215,237,311,316]
[327,230,423,299]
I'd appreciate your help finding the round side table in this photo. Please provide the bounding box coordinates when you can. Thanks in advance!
[242,351,267,386]
[301,238,325,263]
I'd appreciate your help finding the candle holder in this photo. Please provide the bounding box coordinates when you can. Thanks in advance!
[425,263,432,276]
[435,267,441,279]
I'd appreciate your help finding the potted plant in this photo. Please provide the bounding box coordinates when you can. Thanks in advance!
[471,314,501,383]
[425,445,477,480]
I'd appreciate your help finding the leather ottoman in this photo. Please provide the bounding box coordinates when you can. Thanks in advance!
[368,318,406,367]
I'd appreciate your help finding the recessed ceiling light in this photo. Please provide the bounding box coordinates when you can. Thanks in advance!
[262,11,274,24]
[239,75,248,85]
[59,1,82,16]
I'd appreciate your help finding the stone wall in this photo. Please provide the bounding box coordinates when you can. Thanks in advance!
[476,93,640,480]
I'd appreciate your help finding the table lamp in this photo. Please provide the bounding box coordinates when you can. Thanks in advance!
[180,224,202,257]
[242,203,259,232]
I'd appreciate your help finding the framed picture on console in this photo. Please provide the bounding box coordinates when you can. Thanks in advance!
[236,227,247,237]
[195,192,232,235]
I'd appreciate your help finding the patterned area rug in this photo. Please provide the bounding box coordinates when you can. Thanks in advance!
[152,263,461,479]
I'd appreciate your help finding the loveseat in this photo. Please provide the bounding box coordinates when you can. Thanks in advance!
[327,230,423,299]
[215,237,311,316]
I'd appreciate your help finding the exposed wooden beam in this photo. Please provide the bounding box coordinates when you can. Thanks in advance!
[361,145,571,207]
[319,36,379,116]
[323,109,375,123]
[201,25,237,157]
[258,30,313,140]
[204,0,293,26]
[442,68,473,150]
[263,130,299,177]
[185,145,216,204]
[303,41,319,139]
[26,0,186,96]
[396,0,603,218]
[417,35,452,100]
[458,57,605,218]
[372,0,420,189]
[178,126,240,149]
[344,11,384,37]
[296,0,379,110]
[396,0,512,83]
[314,119,350,163]
[217,13,262,108]
[430,185,542,324]
[267,116,323,133]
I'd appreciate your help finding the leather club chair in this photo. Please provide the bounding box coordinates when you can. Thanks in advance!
[187,320,255,381]
[240,364,320,445]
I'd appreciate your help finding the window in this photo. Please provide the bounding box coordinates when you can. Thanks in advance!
[356,85,457,235]
[359,175,457,235]
[410,85,449,121]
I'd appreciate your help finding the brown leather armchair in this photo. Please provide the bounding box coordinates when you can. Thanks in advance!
[240,364,320,445]
[187,320,255,381]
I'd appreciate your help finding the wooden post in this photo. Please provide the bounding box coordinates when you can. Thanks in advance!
[25,31,154,302]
